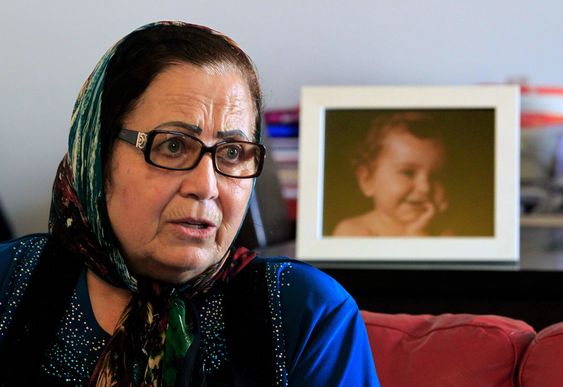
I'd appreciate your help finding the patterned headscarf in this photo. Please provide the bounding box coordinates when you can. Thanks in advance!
[48,21,258,386]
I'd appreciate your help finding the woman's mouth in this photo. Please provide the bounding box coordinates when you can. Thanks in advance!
[169,218,217,239]
[180,221,208,229]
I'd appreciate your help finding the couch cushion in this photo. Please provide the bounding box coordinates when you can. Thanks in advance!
[361,311,535,387]
[518,321,563,387]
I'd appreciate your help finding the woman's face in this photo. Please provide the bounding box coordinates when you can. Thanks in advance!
[106,63,255,284]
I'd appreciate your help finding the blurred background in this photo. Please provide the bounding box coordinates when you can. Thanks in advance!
[1,0,562,239]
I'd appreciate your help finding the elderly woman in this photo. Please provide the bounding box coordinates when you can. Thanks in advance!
[0,22,378,386]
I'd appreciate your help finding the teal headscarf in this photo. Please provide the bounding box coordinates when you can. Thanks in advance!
[49,21,259,386]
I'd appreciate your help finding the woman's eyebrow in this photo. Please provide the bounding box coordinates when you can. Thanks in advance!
[217,129,249,140]
[155,121,202,135]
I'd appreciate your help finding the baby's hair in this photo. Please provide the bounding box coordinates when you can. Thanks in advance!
[353,111,446,170]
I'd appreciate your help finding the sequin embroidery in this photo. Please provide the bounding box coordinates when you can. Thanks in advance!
[0,236,294,385]
[0,236,47,342]
[41,289,108,384]
[198,291,229,372]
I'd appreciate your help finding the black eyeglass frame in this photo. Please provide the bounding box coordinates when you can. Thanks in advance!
[118,128,266,178]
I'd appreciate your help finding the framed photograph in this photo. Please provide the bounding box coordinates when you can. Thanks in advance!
[296,86,520,262]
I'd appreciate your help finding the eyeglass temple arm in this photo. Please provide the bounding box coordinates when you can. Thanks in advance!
[119,129,148,150]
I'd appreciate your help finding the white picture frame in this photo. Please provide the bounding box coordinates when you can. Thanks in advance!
[296,85,520,262]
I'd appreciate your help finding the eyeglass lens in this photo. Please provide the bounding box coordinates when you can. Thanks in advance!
[150,132,262,177]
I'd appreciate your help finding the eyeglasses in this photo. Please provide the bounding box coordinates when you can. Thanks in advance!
[118,128,265,178]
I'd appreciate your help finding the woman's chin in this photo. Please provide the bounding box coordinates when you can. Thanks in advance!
[129,250,222,284]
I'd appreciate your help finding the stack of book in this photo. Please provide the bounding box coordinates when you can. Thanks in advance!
[264,107,299,221]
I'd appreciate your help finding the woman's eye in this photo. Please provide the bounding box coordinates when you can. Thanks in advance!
[219,144,244,163]
[154,136,188,157]
[163,138,185,155]
[227,147,240,159]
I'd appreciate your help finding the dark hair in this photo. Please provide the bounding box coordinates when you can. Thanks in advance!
[353,111,447,170]
[100,23,263,174]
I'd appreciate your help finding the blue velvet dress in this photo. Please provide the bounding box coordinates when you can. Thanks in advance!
[0,235,379,386]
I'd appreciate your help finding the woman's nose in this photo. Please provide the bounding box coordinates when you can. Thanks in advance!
[178,154,219,200]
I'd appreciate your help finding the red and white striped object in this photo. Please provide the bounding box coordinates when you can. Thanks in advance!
[521,85,563,129]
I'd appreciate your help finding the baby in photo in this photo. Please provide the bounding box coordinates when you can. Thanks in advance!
[333,112,451,237]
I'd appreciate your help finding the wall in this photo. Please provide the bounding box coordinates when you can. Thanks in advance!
[1,0,562,236]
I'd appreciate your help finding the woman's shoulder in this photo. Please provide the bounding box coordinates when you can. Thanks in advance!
[0,234,49,295]
[252,256,352,307]
[252,257,377,385]
[0,234,49,278]
[0,233,49,252]
[0,234,50,342]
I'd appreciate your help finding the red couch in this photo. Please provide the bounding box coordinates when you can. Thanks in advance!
[362,311,563,387]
